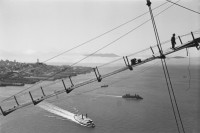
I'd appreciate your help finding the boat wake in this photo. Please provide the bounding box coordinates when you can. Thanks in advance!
[96,94,122,98]
[37,102,79,125]
[44,115,67,121]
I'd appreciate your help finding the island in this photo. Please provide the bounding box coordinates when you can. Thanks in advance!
[0,60,93,87]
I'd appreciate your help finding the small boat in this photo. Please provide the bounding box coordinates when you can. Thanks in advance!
[74,114,95,128]
[122,93,143,100]
[101,85,108,88]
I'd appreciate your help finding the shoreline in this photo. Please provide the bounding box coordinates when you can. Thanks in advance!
[0,72,91,87]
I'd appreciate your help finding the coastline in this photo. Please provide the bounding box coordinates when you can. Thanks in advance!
[0,60,93,87]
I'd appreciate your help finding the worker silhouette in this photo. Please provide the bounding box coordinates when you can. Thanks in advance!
[171,33,176,49]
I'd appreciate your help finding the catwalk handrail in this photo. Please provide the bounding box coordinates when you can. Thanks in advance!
[0,35,199,116]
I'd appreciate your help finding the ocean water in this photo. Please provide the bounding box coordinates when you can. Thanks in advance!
[0,58,199,133]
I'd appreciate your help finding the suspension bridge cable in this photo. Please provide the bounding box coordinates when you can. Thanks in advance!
[149,4,163,54]
[2,1,170,83]
[0,58,161,116]
[41,1,169,63]
[161,59,181,133]
[156,10,185,133]
[0,27,193,103]
[10,59,163,112]
[98,36,177,69]
[147,0,182,132]
[0,3,182,103]
[186,48,191,91]
[163,59,186,133]
[98,47,150,68]
[0,0,184,103]
[166,0,200,15]
[23,60,161,111]
[61,29,193,70]
[1,34,199,116]
[66,60,161,97]
[76,60,161,96]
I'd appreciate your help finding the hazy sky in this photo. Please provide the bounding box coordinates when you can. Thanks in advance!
[0,0,199,63]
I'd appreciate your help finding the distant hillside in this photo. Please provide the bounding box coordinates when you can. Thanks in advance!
[0,60,92,86]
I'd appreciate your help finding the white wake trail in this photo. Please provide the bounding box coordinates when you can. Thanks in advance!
[96,94,122,98]
[103,95,122,98]
[37,102,79,124]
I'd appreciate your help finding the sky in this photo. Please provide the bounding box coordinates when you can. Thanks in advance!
[0,0,199,64]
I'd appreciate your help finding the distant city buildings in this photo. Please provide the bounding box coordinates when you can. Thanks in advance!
[0,59,92,85]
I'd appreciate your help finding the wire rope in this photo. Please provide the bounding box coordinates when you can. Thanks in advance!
[186,48,191,91]
[166,0,200,15]
[147,0,183,132]
[0,0,192,105]
[3,1,170,80]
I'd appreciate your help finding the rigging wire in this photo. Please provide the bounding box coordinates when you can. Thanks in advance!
[147,0,184,132]
[48,60,161,104]
[4,1,169,79]
[4,59,162,114]
[163,59,186,133]
[1,3,188,104]
[0,35,199,116]
[98,47,150,68]
[1,32,195,102]
[39,46,156,89]
[0,58,160,116]
[186,48,191,91]
[0,0,187,103]
[40,1,169,64]
[166,0,200,15]
[0,1,177,103]
[160,59,181,133]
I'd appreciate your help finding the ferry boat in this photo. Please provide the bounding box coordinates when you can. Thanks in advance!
[74,114,95,128]
[122,94,143,100]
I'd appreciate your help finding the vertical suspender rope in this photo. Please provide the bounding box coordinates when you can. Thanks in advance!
[187,49,191,91]
[146,0,185,133]
[163,59,186,133]
[160,58,181,133]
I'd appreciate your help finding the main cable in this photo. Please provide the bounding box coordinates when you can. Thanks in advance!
[161,58,181,133]
[43,1,169,63]
[1,1,170,88]
[0,1,184,103]
[166,0,200,15]
[187,48,191,91]
[163,59,186,133]
[147,0,182,132]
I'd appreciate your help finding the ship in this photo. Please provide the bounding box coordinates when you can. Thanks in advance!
[74,114,95,128]
[101,85,108,88]
[122,94,143,100]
